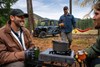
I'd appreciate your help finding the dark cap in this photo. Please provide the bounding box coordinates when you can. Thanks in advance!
[63,6,68,10]
[10,9,28,17]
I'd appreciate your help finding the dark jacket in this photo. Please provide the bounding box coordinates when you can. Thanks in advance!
[85,35,100,58]
[0,22,34,64]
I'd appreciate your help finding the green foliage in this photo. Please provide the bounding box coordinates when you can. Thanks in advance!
[76,18,94,29]
[0,0,18,27]
[0,16,6,27]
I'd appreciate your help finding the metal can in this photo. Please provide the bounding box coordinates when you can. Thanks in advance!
[78,50,86,61]
[34,47,40,59]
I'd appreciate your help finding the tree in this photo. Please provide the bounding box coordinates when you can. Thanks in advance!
[74,0,100,35]
[69,0,72,14]
[74,0,99,6]
[76,18,93,29]
[74,0,100,18]
[0,0,18,27]
[27,0,35,33]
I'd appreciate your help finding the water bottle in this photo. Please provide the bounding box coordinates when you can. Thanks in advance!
[34,47,40,60]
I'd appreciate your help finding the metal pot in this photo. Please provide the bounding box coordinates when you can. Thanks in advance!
[52,40,69,52]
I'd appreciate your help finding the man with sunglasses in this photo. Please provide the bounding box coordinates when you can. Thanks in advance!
[58,6,76,49]
[0,9,36,67]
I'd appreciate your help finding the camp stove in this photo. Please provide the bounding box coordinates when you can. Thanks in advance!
[39,40,75,66]
[39,48,75,65]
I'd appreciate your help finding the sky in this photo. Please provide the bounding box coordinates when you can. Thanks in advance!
[12,0,94,20]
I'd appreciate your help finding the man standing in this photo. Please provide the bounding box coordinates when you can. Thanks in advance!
[0,9,36,67]
[58,6,76,48]
[75,2,100,67]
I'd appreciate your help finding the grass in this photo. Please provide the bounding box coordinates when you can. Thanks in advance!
[33,34,97,52]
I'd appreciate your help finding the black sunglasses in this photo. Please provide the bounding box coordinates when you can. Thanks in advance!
[64,9,68,10]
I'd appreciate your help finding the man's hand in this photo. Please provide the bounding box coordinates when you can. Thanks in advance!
[25,47,35,62]
[73,28,77,33]
[25,47,40,66]
[75,50,88,62]
[59,23,64,27]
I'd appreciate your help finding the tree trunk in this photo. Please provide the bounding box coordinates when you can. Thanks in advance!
[69,0,72,14]
[27,0,35,33]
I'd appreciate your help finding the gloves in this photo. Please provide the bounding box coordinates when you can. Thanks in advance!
[25,47,40,61]
[25,47,40,66]
[25,47,35,62]
[75,50,88,62]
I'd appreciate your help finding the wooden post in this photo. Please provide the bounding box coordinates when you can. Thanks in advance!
[69,0,72,14]
[27,0,35,33]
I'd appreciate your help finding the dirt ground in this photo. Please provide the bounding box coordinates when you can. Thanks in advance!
[32,34,97,67]
[33,34,97,52]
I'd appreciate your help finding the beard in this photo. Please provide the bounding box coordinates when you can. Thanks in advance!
[14,19,25,28]
[94,21,100,29]
[19,21,25,27]
[95,26,100,29]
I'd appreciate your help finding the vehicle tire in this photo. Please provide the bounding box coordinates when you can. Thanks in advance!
[33,32,38,37]
[39,31,46,38]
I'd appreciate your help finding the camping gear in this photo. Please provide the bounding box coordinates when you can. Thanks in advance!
[51,40,71,55]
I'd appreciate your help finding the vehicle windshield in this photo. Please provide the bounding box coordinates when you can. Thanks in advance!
[38,22,48,26]
[37,20,58,26]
